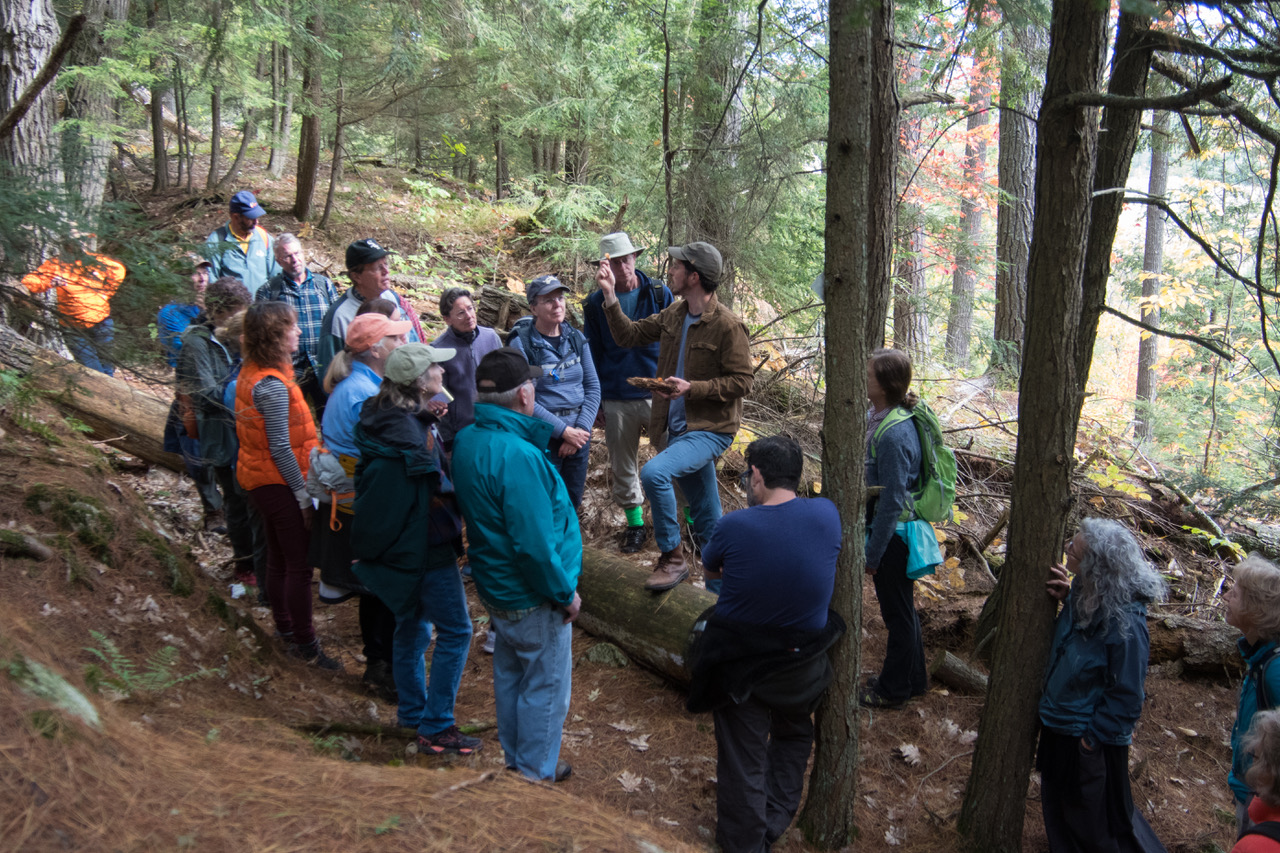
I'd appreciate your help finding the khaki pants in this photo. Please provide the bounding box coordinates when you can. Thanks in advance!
[603,398,651,511]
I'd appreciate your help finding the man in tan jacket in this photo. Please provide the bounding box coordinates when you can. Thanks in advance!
[595,241,752,591]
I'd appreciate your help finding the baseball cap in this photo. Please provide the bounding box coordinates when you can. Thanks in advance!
[476,347,543,393]
[668,242,722,283]
[526,274,568,303]
[346,238,391,270]
[229,190,266,219]
[384,342,456,386]
[344,313,412,354]
[589,232,645,265]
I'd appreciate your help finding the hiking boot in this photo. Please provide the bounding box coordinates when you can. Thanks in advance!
[232,560,258,587]
[644,548,688,591]
[554,760,572,782]
[417,725,483,755]
[621,525,649,554]
[204,510,227,534]
[362,659,398,703]
[288,640,343,672]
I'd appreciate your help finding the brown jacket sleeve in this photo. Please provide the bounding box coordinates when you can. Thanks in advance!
[603,298,665,348]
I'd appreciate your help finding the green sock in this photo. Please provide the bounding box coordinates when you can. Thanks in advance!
[625,506,643,527]
[683,506,695,526]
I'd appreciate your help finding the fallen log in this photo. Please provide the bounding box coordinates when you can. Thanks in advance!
[576,547,715,687]
[929,649,988,695]
[1148,613,1244,676]
[0,324,182,472]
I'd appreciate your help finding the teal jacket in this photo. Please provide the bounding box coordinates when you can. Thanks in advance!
[350,402,459,615]
[452,402,581,611]
[1231,638,1280,802]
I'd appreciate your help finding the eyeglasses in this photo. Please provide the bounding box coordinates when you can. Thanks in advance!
[539,293,567,305]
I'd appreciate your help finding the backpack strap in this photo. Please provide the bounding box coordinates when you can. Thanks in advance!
[1252,645,1280,712]
[1243,821,1280,844]
[870,407,914,459]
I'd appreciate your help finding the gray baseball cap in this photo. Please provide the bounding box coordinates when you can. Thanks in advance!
[526,274,568,302]
[667,242,722,284]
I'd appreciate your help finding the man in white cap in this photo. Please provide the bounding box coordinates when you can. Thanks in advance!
[596,241,752,592]
[583,233,673,553]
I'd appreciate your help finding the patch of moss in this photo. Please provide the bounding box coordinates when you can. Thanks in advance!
[136,530,195,597]
[23,483,114,561]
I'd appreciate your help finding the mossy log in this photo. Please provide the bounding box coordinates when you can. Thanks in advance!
[576,547,715,687]
[0,324,182,472]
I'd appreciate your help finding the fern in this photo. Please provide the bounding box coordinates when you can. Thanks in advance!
[84,630,213,698]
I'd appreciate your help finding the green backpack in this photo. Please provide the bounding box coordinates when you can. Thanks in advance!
[871,401,957,524]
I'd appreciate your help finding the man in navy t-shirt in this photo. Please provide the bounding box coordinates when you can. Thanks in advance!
[697,434,841,851]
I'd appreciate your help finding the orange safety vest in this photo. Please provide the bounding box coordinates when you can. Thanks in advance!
[21,254,126,328]
[235,360,318,491]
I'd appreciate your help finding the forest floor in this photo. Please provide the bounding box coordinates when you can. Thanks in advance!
[0,160,1248,852]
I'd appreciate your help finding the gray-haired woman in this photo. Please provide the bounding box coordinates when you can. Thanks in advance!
[1038,517,1167,853]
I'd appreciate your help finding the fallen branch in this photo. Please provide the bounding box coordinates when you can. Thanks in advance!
[431,770,499,798]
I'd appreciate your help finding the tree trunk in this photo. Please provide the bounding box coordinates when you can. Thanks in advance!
[945,18,992,368]
[492,118,508,199]
[528,134,542,173]
[173,61,186,187]
[0,0,63,178]
[988,17,1045,381]
[865,0,897,350]
[62,0,129,227]
[795,0,874,847]
[213,108,256,193]
[894,53,929,357]
[1136,110,1169,442]
[146,1,168,193]
[956,3,1112,850]
[268,36,294,179]
[204,0,223,190]
[318,80,345,229]
[292,10,323,221]
[930,650,989,695]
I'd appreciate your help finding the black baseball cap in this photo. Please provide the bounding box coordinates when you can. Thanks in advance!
[346,238,391,270]
[476,347,543,393]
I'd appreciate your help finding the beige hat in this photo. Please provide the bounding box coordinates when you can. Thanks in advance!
[590,232,645,265]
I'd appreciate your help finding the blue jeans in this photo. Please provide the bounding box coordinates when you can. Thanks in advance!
[66,317,114,376]
[392,562,472,736]
[548,436,590,510]
[489,604,573,780]
[641,430,732,553]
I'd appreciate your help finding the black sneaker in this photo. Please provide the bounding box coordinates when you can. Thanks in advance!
[362,659,398,703]
[417,725,483,755]
[621,525,648,554]
[288,640,343,672]
[554,760,572,782]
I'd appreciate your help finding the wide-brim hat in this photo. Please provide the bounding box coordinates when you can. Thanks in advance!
[590,232,646,265]
[385,342,456,386]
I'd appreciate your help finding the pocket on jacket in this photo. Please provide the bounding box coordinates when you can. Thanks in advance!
[687,341,719,376]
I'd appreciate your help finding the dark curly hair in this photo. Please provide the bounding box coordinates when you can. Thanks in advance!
[205,276,251,317]
[242,301,296,371]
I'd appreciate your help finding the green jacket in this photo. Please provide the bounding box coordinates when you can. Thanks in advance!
[452,402,581,611]
[350,402,458,615]
[603,292,753,436]
[175,320,237,467]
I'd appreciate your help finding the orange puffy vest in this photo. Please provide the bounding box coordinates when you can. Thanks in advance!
[235,360,318,491]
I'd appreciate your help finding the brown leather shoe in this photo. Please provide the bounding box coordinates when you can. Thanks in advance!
[644,548,688,591]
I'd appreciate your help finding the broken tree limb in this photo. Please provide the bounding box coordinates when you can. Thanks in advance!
[0,324,182,472]
[929,649,988,695]
[576,547,716,687]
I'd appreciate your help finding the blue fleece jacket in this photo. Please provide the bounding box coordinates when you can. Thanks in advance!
[452,403,582,611]
[509,318,601,440]
[865,410,921,568]
[1039,592,1150,746]
[583,269,673,400]
[1231,637,1280,801]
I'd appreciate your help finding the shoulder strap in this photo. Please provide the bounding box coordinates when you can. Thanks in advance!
[1243,821,1280,844]
[870,407,914,458]
[510,316,535,357]
[1253,645,1280,711]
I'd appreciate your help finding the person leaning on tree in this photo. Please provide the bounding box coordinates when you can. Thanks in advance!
[254,233,338,414]
[583,232,674,554]
[595,241,753,592]
[205,190,280,295]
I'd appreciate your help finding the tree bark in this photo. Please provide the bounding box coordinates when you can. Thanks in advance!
[147,0,169,193]
[894,53,929,357]
[1136,110,1169,443]
[205,0,223,190]
[213,108,256,193]
[956,2,1111,850]
[0,0,63,180]
[988,16,1045,381]
[865,0,897,350]
[795,0,874,847]
[292,9,323,221]
[318,79,345,229]
[945,12,992,368]
[930,649,989,695]
[492,118,508,200]
[268,35,294,179]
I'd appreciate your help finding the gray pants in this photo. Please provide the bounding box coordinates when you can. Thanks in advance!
[603,398,651,511]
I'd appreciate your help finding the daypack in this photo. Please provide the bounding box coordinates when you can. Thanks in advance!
[871,401,957,524]
[1252,645,1280,712]
[508,315,585,367]
[1241,821,1280,844]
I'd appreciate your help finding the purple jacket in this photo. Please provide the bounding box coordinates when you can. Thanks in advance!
[432,324,504,444]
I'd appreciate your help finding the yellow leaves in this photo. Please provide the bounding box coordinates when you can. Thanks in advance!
[951,507,968,523]
[1090,495,1106,508]
[1085,463,1152,501]
[812,481,822,494]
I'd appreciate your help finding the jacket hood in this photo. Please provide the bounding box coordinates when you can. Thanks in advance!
[472,401,556,447]
[354,401,439,476]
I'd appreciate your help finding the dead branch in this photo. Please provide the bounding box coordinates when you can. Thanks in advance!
[0,15,87,143]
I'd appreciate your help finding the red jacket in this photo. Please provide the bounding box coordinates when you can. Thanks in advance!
[1233,798,1280,853]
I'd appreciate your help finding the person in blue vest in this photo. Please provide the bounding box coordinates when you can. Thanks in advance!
[584,232,673,553]
[509,274,600,510]
[206,190,280,295]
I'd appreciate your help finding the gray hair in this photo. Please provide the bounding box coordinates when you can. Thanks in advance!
[1072,517,1166,636]
[276,233,302,252]
[1244,710,1280,806]
[476,381,531,409]
[1232,555,1280,641]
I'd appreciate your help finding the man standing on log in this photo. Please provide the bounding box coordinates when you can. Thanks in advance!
[451,348,582,783]
[254,234,338,413]
[687,434,843,852]
[595,241,752,591]
[317,238,424,378]
[584,232,673,554]
[206,191,280,296]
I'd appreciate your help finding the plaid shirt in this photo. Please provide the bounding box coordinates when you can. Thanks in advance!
[256,269,339,373]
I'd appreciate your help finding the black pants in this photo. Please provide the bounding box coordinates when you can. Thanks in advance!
[713,698,813,853]
[1037,729,1167,853]
[213,465,266,582]
[871,532,927,702]
[359,593,397,665]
